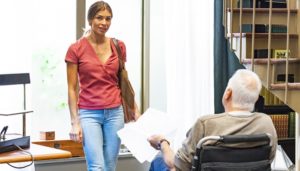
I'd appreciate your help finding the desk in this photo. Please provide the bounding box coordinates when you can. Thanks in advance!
[0,144,72,163]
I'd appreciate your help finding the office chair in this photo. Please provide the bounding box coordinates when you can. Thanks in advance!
[191,133,272,171]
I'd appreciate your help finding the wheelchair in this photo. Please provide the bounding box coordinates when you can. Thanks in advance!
[191,133,272,171]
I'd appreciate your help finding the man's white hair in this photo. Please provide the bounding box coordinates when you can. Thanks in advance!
[226,69,262,111]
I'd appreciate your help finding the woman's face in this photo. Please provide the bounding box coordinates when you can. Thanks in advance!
[90,9,112,36]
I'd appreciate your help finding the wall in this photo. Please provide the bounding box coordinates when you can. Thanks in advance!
[35,155,150,171]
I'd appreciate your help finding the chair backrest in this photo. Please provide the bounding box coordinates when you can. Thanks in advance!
[191,133,272,171]
[0,73,30,85]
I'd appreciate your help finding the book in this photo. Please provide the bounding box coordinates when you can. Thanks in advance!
[238,0,254,8]
[262,0,287,8]
[272,49,290,58]
[288,112,295,138]
[238,0,269,8]
[266,25,287,33]
[270,114,289,139]
[254,49,270,58]
[241,24,266,33]
[241,24,287,33]
[277,74,295,83]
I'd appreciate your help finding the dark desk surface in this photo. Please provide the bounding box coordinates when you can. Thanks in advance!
[0,144,72,163]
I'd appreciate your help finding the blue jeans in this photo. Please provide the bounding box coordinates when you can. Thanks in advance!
[149,153,170,171]
[79,106,124,171]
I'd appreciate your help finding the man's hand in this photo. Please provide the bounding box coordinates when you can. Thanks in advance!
[147,135,165,150]
[148,135,176,170]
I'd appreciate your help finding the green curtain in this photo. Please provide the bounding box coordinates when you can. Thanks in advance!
[214,0,245,113]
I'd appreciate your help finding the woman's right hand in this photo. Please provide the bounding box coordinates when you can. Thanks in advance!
[69,123,82,143]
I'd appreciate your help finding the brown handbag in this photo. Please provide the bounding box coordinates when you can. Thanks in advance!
[112,38,135,123]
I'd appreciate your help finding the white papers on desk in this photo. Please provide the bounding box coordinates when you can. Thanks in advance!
[117,108,177,163]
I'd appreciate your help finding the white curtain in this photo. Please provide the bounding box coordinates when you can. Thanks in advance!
[162,0,215,150]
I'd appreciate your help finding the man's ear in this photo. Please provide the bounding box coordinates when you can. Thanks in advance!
[224,88,232,100]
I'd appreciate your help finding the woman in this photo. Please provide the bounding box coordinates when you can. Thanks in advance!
[65,1,140,171]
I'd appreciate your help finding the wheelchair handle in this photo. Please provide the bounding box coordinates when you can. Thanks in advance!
[220,133,270,144]
[196,133,271,148]
[197,136,221,148]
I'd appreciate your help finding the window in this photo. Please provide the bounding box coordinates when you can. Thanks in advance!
[0,0,76,139]
[30,0,76,139]
[0,0,142,140]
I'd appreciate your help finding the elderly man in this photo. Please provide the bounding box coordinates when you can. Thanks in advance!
[148,69,277,171]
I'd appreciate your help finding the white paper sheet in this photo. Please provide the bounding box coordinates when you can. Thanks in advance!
[0,163,35,171]
[271,145,294,171]
[117,108,178,163]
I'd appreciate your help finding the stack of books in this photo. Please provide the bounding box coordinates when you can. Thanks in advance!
[254,49,270,58]
[241,24,287,33]
[252,49,290,59]
[242,24,267,33]
[277,74,295,83]
[261,0,287,8]
[266,25,287,33]
[270,114,289,139]
[238,0,287,8]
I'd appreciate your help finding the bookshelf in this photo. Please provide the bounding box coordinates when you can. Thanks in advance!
[255,94,295,163]
[225,0,300,167]
[0,73,33,136]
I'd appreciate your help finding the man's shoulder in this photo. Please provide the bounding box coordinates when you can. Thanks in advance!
[202,112,227,119]
[253,112,272,119]
[195,113,228,123]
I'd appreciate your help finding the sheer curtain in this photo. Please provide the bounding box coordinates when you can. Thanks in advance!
[162,0,215,149]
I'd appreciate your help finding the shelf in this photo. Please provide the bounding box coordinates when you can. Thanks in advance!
[227,8,298,14]
[242,58,300,65]
[262,105,294,114]
[0,110,33,116]
[270,83,300,90]
[278,137,295,141]
[228,33,298,38]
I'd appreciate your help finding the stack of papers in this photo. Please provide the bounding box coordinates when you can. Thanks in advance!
[117,108,177,163]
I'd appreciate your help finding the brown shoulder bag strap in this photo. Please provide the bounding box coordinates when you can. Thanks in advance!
[112,38,125,71]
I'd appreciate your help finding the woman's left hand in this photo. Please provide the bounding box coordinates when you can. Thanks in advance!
[134,102,141,121]
[134,108,141,121]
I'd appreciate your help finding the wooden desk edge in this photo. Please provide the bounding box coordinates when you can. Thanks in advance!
[0,144,72,163]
